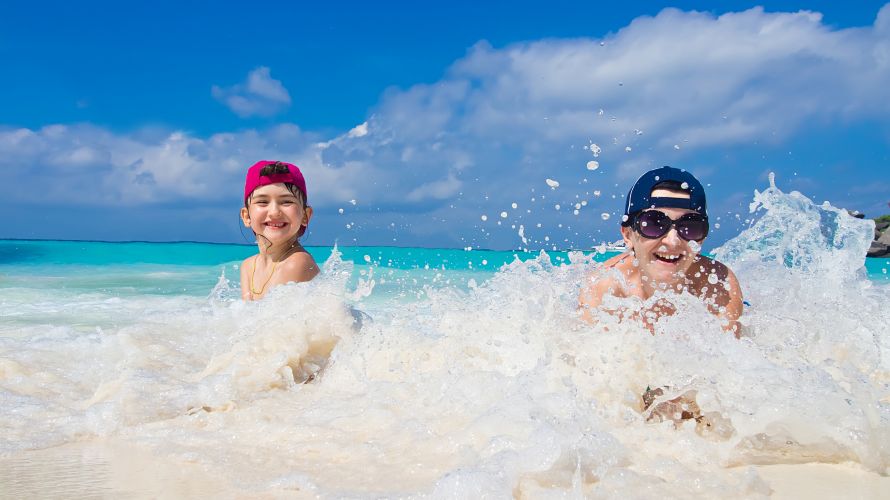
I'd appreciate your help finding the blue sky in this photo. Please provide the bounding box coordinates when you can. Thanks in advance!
[2,1,890,250]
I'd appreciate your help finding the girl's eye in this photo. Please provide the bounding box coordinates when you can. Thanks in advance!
[255,201,269,206]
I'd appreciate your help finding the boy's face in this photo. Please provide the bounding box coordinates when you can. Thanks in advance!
[620,189,705,287]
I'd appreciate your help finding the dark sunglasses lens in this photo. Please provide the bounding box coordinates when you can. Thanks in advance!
[677,216,708,240]
[636,211,671,238]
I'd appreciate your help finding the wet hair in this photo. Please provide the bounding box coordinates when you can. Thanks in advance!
[651,180,686,193]
[243,161,307,209]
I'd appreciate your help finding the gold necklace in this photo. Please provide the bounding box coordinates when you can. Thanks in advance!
[249,255,279,296]
[248,244,297,296]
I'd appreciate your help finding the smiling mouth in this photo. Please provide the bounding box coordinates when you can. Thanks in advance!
[654,251,683,264]
[264,222,288,229]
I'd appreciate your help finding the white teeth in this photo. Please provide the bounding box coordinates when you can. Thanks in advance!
[655,252,683,261]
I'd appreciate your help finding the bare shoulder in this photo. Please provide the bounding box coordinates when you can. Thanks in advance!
[692,255,732,280]
[579,253,632,321]
[240,255,255,272]
[690,255,741,293]
[276,249,320,284]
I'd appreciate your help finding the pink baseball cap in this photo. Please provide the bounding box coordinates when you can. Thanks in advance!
[243,160,307,203]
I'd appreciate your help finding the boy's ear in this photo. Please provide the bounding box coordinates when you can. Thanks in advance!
[302,206,313,226]
[620,225,634,250]
[240,207,250,226]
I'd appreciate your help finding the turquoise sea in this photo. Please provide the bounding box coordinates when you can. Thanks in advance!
[0,237,885,299]
[1,183,889,497]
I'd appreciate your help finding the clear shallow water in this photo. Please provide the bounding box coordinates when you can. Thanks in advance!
[1,182,888,498]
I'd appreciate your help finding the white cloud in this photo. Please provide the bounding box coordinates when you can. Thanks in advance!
[212,66,292,118]
[4,5,890,247]
[0,123,364,207]
[347,122,369,138]
[405,173,461,202]
[310,5,890,205]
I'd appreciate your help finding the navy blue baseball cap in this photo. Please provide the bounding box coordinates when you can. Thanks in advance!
[622,166,707,225]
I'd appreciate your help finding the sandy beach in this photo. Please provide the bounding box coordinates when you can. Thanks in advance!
[1,439,887,499]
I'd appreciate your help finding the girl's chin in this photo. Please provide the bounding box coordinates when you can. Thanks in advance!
[258,233,298,246]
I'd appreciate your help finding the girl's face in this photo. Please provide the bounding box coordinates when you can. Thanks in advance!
[240,183,311,247]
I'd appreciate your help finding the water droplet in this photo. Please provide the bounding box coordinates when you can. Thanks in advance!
[482,259,488,265]
[593,190,601,197]
[681,182,689,189]
[573,209,580,215]
[673,144,680,150]
[554,204,561,210]
[349,199,357,205]
[481,215,488,221]
[500,211,508,219]
[625,146,632,152]
[621,214,629,222]
[338,208,344,214]
[545,178,560,188]
[707,273,719,285]
[586,160,599,171]
[654,176,660,181]
[714,223,720,229]
[601,213,610,220]
[590,144,602,157]
[363,255,371,263]
[511,202,518,209]
[688,240,702,253]
[581,200,588,206]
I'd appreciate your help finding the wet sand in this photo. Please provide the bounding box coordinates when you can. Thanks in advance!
[0,441,236,499]
[1,440,887,499]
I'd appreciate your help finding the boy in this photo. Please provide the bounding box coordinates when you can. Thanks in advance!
[579,166,743,337]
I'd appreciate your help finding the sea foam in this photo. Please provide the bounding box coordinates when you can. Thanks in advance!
[0,181,887,497]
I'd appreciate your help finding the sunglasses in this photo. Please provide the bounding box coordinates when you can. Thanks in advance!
[632,210,709,241]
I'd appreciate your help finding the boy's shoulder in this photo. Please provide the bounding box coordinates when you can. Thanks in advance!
[582,253,634,296]
[689,255,736,282]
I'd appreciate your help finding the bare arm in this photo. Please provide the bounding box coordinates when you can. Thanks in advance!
[720,267,744,338]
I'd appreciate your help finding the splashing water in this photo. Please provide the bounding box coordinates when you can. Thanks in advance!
[0,180,888,497]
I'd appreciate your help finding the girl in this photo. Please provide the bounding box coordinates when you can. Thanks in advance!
[240,160,319,300]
